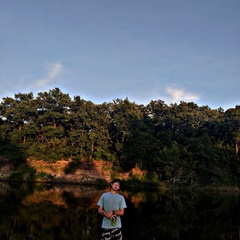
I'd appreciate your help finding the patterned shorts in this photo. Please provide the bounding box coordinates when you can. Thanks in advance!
[101,228,123,240]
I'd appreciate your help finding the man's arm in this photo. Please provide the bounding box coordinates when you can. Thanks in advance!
[98,206,114,219]
[98,206,106,216]
[113,208,124,216]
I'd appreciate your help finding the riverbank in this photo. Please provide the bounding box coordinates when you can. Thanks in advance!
[0,159,239,193]
[0,158,145,184]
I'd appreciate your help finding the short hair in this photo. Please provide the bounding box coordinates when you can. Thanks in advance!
[110,178,121,188]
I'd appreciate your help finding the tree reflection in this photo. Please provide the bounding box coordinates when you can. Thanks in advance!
[122,191,239,240]
[0,183,239,240]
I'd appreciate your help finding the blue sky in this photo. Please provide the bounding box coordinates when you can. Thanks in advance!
[1,0,239,110]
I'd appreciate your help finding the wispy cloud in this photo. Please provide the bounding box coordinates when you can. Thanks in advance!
[165,86,200,103]
[30,62,62,89]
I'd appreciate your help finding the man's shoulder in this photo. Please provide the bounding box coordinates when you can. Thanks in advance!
[116,193,125,199]
[116,193,123,197]
[101,191,110,197]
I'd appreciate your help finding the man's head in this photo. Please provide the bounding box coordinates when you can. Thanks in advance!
[110,178,121,190]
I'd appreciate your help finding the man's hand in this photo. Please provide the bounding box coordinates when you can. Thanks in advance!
[98,207,119,219]
[105,211,116,219]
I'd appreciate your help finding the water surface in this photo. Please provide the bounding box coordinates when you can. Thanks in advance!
[0,182,239,240]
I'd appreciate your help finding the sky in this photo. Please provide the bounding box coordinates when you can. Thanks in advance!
[1,0,240,110]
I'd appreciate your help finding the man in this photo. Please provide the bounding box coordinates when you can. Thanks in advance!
[97,179,127,240]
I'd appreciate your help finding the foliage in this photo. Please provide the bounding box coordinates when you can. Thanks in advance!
[9,165,36,182]
[64,159,81,174]
[0,88,239,186]
[95,178,109,189]
[35,172,53,182]
[0,141,26,168]
[121,178,164,192]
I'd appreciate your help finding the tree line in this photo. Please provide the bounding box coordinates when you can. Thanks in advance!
[0,88,239,186]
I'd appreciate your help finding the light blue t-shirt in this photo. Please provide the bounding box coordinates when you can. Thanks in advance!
[97,192,127,228]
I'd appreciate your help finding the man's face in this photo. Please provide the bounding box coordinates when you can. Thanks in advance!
[111,182,120,191]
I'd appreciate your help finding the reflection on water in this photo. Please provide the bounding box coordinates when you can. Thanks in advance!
[0,182,239,240]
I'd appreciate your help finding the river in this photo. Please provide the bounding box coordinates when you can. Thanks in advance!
[0,182,239,240]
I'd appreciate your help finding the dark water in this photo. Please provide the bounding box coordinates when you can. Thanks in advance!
[0,182,239,240]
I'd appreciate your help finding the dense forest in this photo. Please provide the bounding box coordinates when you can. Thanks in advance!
[0,88,239,186]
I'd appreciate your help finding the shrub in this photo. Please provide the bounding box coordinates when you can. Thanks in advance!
[10,165,36,182]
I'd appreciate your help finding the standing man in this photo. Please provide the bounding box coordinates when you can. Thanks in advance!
[97,178,127,240]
